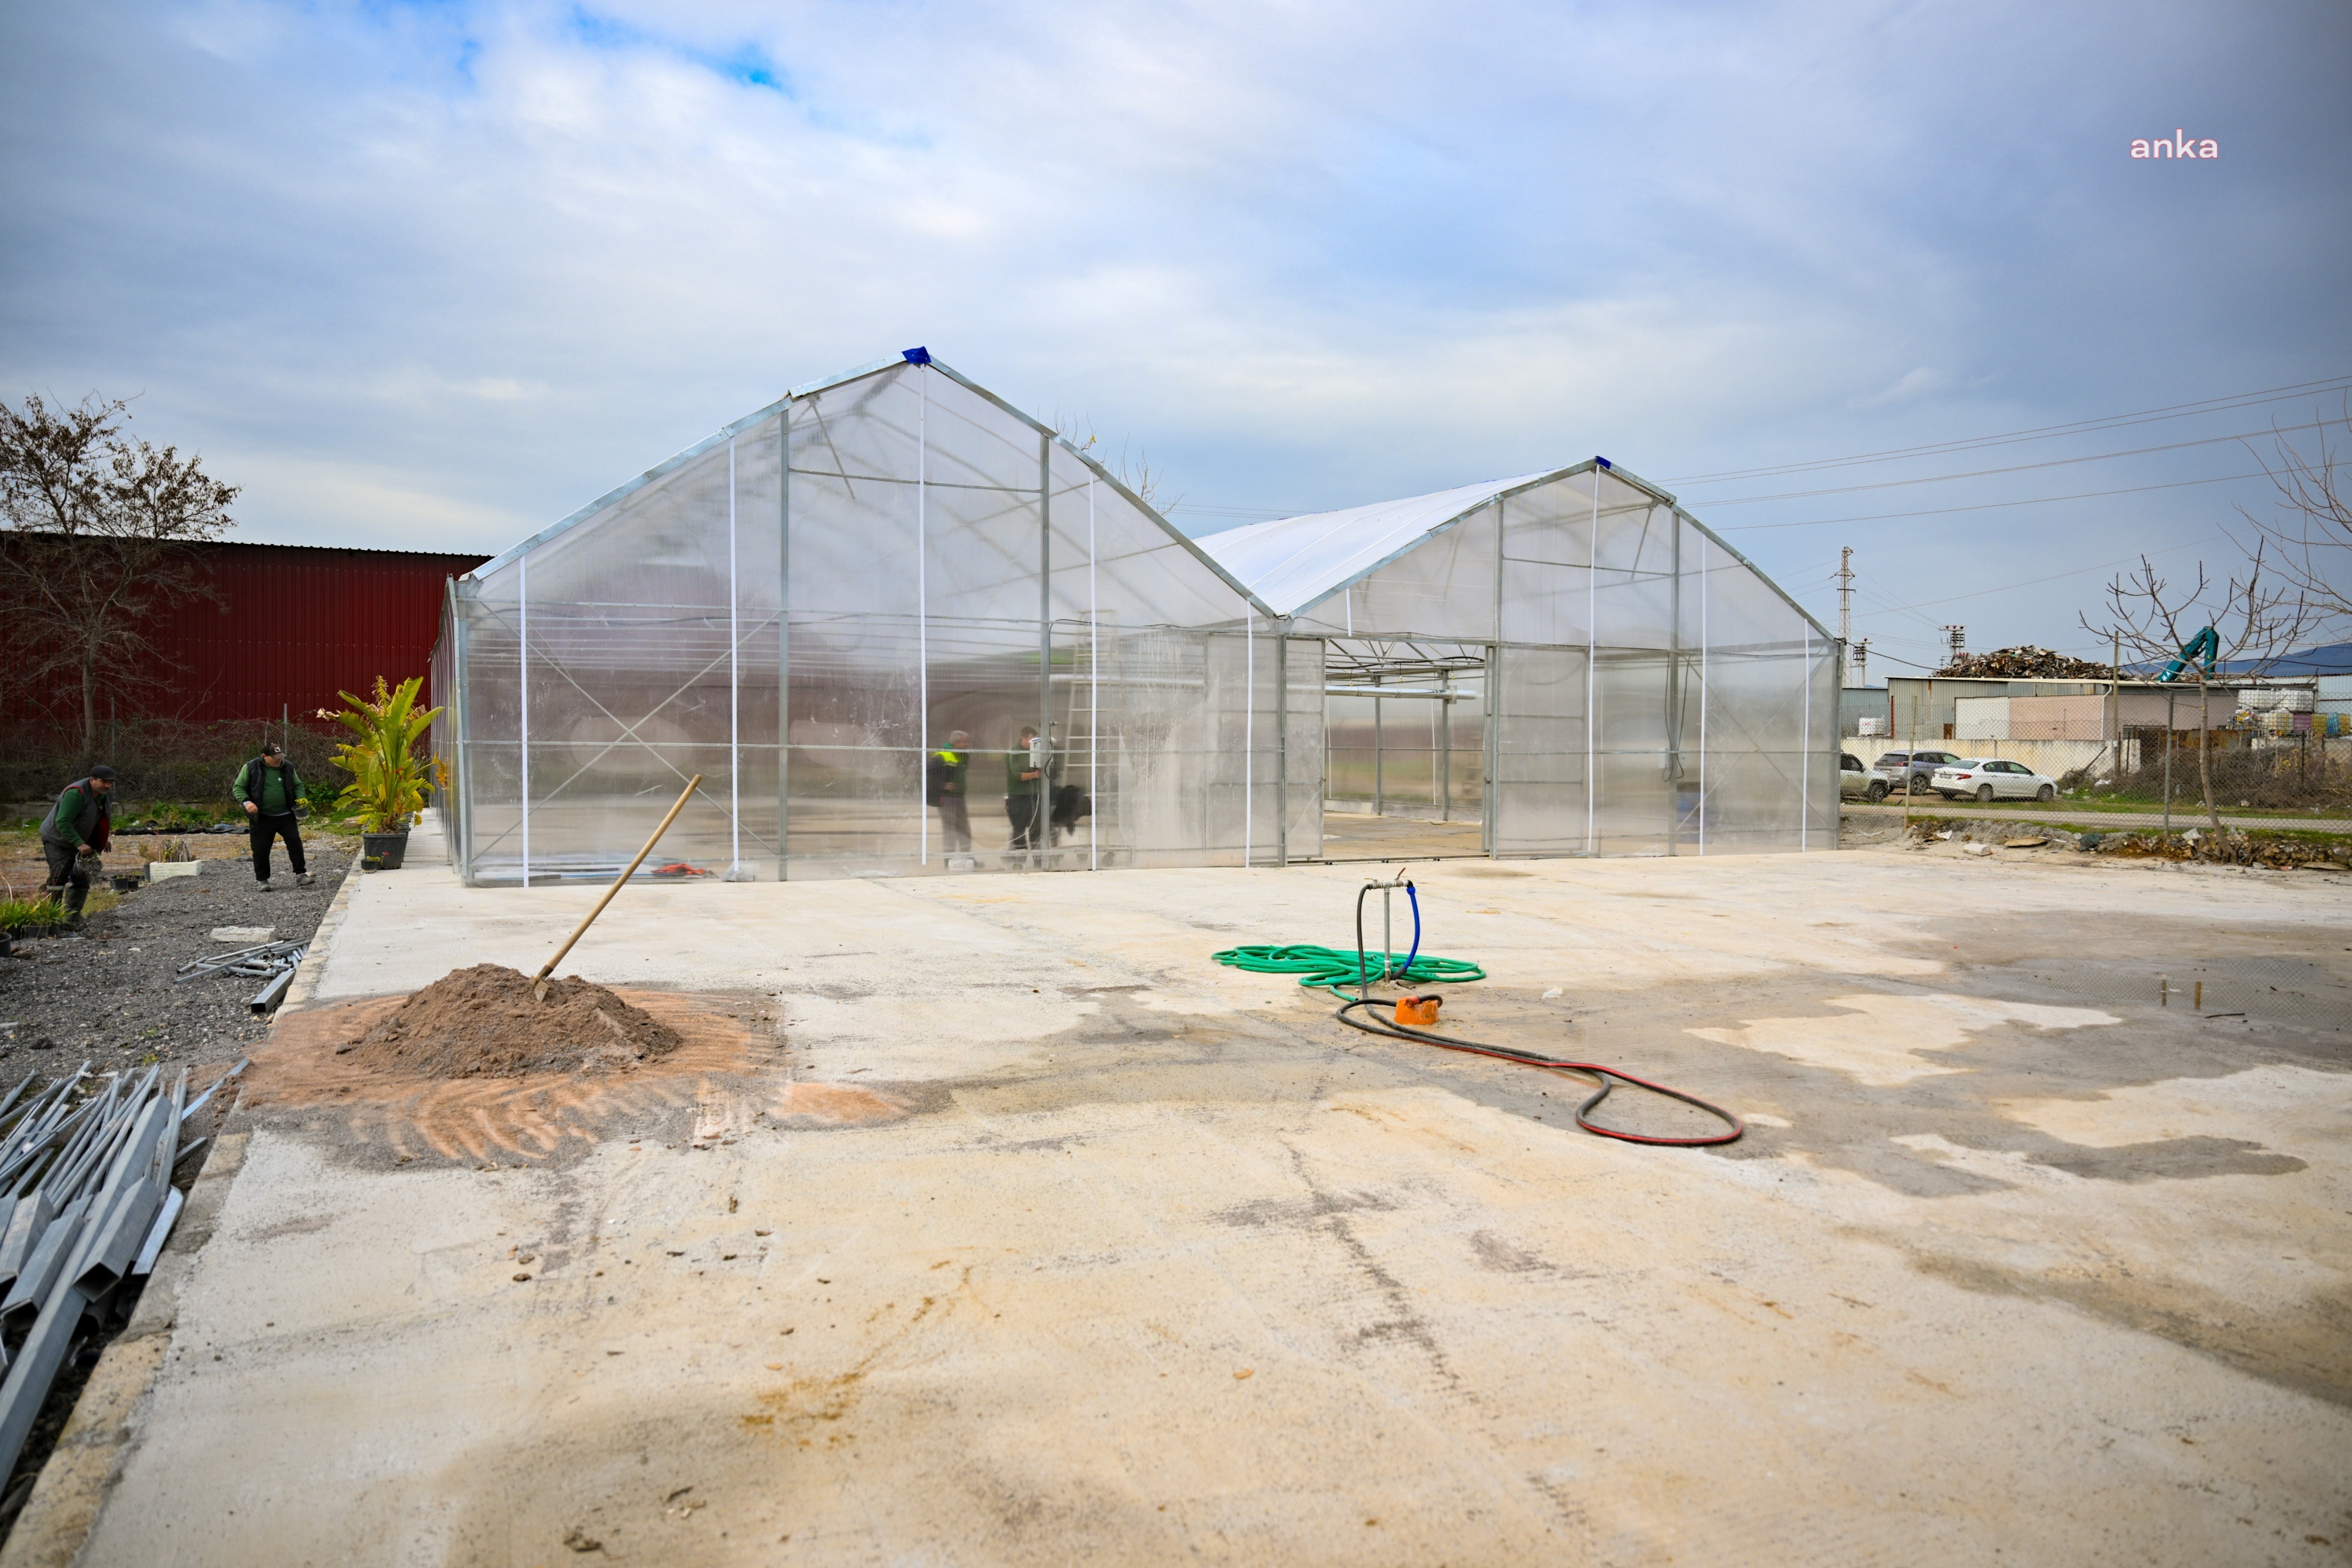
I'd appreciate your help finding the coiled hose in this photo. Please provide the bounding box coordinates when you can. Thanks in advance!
[1214,876,1742,1147]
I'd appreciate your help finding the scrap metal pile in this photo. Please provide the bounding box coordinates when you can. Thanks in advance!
[175,940,307,1016]
[1935,646,2117,679]
[0,1062,235,1479]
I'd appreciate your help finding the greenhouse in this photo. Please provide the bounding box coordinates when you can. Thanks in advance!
[1200,462,1841,859]
[433,351,1835,884]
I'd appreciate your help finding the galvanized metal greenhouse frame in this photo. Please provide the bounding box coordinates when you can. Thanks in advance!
[432,351,1837,884]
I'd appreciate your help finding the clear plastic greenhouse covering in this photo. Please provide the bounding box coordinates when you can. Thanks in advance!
[434,356,1835,884]
[436,353,1307,884]
[1200,461,1840,857]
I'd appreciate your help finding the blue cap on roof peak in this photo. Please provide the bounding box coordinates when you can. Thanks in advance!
[1594,456,1612,469]
[902,346,933,365]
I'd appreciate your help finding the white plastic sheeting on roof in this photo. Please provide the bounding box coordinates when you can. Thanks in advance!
[1198,472,1550,617]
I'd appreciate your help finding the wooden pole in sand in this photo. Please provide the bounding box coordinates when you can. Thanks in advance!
[533,774,704,1001]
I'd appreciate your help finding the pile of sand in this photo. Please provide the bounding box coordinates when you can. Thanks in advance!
[339,964,685,1078]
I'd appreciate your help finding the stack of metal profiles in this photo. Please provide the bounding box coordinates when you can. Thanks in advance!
[0,1060,241,1478]
[173,941,308,1015]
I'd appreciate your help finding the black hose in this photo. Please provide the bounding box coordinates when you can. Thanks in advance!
[1334,997,1744,1147]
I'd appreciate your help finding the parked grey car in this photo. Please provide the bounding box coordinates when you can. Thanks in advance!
[1871,750,1962,793]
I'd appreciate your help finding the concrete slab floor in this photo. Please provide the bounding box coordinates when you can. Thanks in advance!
[50,819,2352,1566]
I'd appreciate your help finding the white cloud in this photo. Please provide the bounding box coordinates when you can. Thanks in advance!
[2,0,2347,657]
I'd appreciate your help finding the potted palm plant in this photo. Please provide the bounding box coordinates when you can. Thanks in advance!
[322,676,446,870]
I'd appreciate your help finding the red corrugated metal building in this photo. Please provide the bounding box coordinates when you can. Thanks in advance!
[2,541,487,734]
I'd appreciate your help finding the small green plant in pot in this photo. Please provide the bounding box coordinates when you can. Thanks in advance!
[0,896,67,936]
[322,676,447,870]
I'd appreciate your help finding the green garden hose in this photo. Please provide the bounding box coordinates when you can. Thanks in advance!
[1212,944,1486,994]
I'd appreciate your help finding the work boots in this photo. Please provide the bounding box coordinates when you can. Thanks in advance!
[296,872,315,888]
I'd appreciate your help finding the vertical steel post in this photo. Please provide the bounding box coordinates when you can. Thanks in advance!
[1439,670,1452,822]
[1586,467,1598,855]
[729,436,741,878]
[2109,631,2121,784]
[518,548,529,886]
[918,370,929,866]
[1038,429,1052,867]
[1372,682,1384,820]
[2164,688,2175,833]
[1668,509,1682,855]
[1487,496,1504,857]
[778,402,791,879]
[1801,627,1812,852]
[1088,475,1099,873]
[1275,631,1289,864]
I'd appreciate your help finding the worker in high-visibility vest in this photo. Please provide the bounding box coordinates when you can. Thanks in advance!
[927,730,972,854]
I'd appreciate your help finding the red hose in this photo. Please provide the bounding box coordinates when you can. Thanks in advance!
[1335,998,1744,1147]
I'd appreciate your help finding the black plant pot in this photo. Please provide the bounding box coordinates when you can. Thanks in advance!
[362,829,410,870]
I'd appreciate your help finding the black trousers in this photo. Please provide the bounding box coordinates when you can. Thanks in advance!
[41,841,90,914]
[250,813,305,881]
[1005,794,1044,850]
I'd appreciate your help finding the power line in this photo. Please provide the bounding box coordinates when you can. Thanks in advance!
[1170,377,2348,525]
[1667,374,2352,484]
[1714,468,2269,530]
[1857,534,2221,618]
[1700,419,2332,506]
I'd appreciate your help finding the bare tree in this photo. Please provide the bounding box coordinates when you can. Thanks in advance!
[0,394,240,756]
[1054,416,1186,517]
[2081,545,2310,834]
[2232,399,2352,641]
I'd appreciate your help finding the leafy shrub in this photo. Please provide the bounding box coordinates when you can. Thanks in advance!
[0,897,64,932]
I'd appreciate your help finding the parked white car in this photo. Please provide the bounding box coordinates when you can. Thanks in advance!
[1931,758,2057,802]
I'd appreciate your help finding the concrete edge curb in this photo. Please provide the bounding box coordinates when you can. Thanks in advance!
[0,1133,253,1568]
[278,842,367,1016]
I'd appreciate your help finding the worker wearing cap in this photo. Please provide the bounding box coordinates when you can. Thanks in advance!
[927,730,972,854]
[37,765,115,931]
[1005,726,1046,853]
[234,742,312,889]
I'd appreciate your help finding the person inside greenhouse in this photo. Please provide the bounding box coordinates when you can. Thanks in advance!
[37,763,114,931]
[235,741,313,889]
[928,730,972,854]
[1006,725,1049,853]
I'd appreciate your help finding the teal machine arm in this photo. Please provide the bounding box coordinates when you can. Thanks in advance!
[2158,625,2219,683]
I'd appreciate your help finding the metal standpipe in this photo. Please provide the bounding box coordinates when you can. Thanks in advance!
[1356,870,1415,1001]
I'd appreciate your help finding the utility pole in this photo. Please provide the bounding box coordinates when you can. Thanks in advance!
[1941,624,1966,670]
[2108,630,2120,792]
[1836,546,1854,683]
[1853,637,1869,690]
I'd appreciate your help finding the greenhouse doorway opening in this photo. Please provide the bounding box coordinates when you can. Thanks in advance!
[1316,638,1489,863]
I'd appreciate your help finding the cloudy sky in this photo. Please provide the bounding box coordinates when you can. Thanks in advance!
[4,0,2348,672]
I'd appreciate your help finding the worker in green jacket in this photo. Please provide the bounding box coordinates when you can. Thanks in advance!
[37,765,115,929]
[1005,725,1049,853]
[234,742,312,889]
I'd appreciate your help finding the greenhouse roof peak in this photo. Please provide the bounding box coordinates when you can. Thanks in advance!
[1200,462,1674,618]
